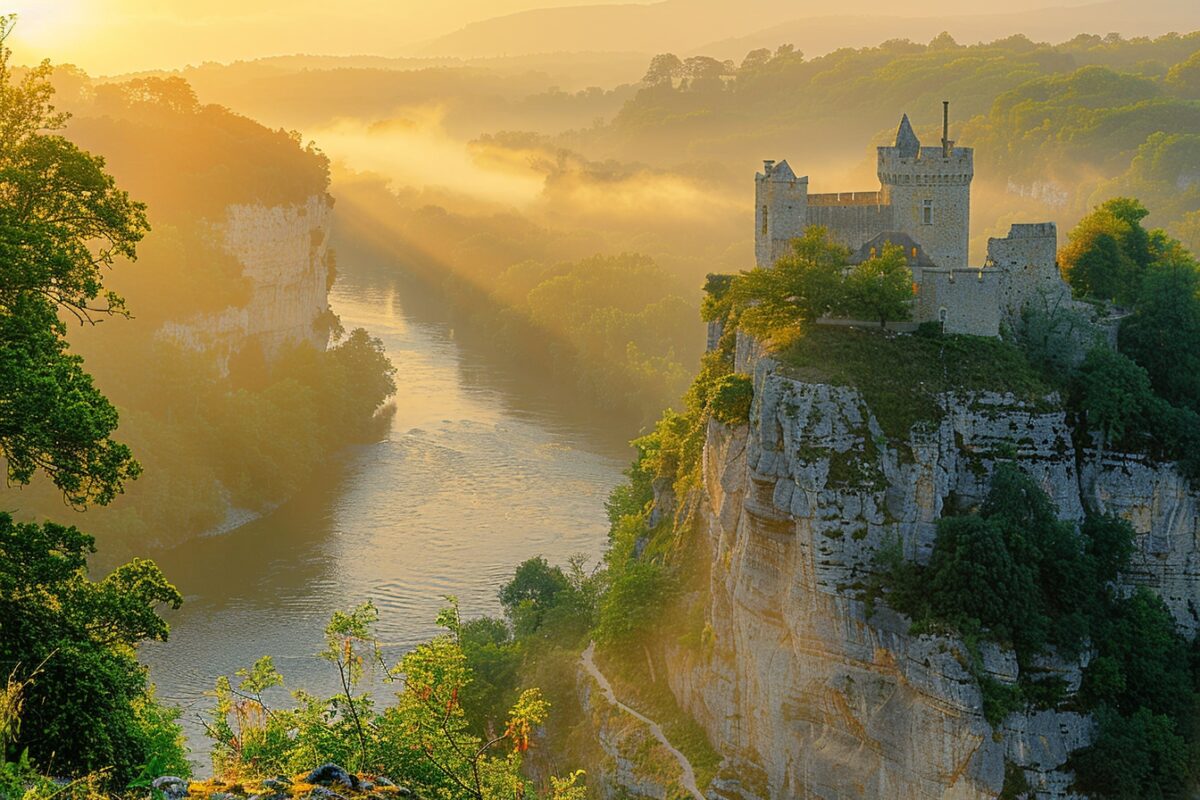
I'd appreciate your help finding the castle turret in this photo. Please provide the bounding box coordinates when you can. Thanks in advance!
[755,159,809,267]
[877,109,973,269]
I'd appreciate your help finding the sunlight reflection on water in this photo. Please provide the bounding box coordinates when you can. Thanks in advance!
[139,274,630,771]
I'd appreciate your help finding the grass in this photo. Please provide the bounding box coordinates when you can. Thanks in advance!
[593,642,723,791]
[775,327,1055,442]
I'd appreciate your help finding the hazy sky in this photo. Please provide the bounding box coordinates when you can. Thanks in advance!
[7,0,625,73]
[6,0,1123,75]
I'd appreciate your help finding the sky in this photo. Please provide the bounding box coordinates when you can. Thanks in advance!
[3,0,1143,75]
[5,0,626,74]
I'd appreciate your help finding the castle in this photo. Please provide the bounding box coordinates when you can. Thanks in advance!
[755,104,1070,337]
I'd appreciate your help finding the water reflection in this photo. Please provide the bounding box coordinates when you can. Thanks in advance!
[140,270,631,769]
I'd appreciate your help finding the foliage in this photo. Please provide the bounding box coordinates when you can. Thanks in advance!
[728,227,851,337]
[0,16,144,507]
[839,244,914,327]
[1071,706,1189,800]
[706,373,753,425]
[1074,346,1154,445]
[777,326,1050,442]
[1059,198,1152,305]
[0,513,185,785]
[596,560,671,644]
[874,462,1200,797]
[1119,256,1200,414]
[207,601,586,799]
[1011,290,1103,381]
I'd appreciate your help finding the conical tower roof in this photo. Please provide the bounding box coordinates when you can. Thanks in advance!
[895,114,920,158]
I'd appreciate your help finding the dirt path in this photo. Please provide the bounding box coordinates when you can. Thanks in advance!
[580,641,705,800]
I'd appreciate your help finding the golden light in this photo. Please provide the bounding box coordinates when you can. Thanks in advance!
[6,0,91,64]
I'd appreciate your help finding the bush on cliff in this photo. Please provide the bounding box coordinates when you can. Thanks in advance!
[875,460,1200,798]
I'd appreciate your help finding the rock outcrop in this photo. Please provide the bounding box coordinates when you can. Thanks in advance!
[159,194,333,371]
[651,349,1199,799]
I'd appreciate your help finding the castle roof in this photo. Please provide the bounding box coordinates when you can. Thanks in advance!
[767,159,796,181]
[894,114,920,158]
[848,231,936,267]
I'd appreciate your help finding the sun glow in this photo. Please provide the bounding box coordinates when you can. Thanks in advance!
[6,0,91,63]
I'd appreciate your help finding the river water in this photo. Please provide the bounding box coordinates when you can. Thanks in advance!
[139,270,632,769]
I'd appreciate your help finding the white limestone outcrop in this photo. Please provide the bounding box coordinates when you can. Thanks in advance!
[159,194,333,370]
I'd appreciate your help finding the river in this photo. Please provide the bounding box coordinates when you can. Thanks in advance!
[139,269,633,770]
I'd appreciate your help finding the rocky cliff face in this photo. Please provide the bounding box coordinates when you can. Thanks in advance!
[159,194,333,370]
[655,345,1199,799]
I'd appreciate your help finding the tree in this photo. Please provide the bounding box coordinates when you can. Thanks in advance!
[0,15,147,505]
[925,514,1040,646]
[1072,706,1188,800]
[0,513,184,783]
[1058,200,1147,305]
[1171,210,1200,255]
[729,226,849,338]
[1119,259,1200,414]
[1165,49,1200,99]
[0,16,185,786]
[1075,347,1153,446]
[740,48,772,70]
[641,53,682,86]
[839,243,914,327]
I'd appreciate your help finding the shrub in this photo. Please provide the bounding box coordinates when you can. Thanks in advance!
[707,373,753,424]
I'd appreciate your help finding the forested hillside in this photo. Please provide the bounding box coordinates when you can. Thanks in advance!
[0,72,396,560]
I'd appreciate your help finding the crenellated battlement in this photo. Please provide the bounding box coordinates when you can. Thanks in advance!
[753,107,1078,338]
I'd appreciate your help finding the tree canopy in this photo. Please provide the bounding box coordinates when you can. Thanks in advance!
[0,15,145,506]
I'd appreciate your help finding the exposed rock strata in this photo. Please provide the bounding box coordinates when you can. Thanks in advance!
[159,194,333,371]
[648,352,1197,799]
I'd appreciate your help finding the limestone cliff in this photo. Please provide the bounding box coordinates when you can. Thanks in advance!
[649,345,1199,800]
[159,194,333,369]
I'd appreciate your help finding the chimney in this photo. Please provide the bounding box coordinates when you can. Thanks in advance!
[942,101,951,157]
[763,159,775,175]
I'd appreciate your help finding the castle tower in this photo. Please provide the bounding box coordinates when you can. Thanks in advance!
[755,159,808,267]
[877,110,973,269]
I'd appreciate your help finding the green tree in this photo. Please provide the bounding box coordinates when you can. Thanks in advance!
[839,243,914,327]
[0,15,147,506]
[0,16,185,786]
[1072,706,1188,800]
[925,515,1041,646]
[1074,347,1153,446]
[0,514,183,783]
[1119,259,1200,414]
[1165,49,1200,98]
[1059,198,1151,305]
[729,226,849,338]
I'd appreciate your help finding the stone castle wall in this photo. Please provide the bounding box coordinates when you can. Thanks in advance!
[878,145,974,272]
[805,202,893,254]
[919,267,1002,337]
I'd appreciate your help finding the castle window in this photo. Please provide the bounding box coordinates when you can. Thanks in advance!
[761,205,768,235]
[938,307,948,331]
[922,199,933,225]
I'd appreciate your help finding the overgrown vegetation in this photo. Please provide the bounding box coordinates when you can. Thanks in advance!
[206,600,585,799]
[1038,197,1200,482]
[779,326,1049,441]
[873,462,1197,799]
[729,228,914,336]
